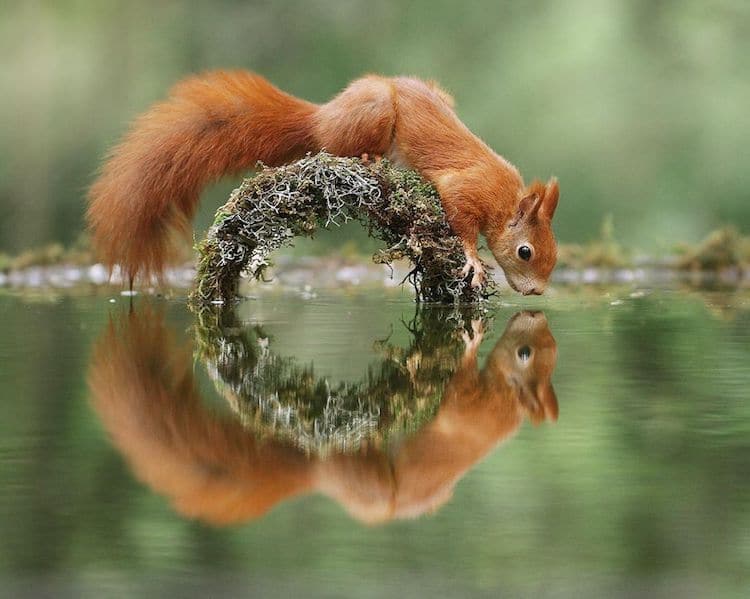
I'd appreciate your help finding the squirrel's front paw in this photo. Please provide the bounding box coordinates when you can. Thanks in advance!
[460,257,485,288]
[470,267,485,288]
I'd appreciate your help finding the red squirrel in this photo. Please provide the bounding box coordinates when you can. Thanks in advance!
[88,71,560,293]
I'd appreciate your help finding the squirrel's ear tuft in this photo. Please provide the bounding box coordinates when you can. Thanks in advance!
[510,193,539,226]
[541,177,559,220]
[510,182,544,226]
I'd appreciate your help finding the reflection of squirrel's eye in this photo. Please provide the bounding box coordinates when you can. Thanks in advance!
[517,345,532,361]
[517,245,532,261]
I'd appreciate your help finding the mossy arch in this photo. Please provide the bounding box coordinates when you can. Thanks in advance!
[192,152,494,304]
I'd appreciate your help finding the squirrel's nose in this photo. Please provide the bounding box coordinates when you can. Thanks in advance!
[524,287,543,296]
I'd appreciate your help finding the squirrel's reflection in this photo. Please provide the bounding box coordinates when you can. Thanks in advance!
[88,307,557,525]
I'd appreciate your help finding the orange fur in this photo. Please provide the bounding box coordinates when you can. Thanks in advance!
[89,309,557,525]
[88,71,559,292]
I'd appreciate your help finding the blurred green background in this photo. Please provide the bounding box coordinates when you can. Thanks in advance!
[1,0,748,255]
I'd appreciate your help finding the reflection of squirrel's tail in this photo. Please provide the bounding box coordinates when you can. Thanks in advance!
[87,71,319,280]
[88,308,315,525]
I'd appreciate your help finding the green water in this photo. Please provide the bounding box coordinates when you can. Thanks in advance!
[1,287,749,597]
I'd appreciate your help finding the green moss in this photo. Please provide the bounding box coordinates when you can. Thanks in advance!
[191,152,495,305]
[557,215,629,269]
[0,234,94,273]
[676,227,750,271]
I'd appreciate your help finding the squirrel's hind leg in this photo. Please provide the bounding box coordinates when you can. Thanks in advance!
[315,76,396,158]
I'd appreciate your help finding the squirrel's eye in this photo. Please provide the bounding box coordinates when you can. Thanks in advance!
[517,346,532,361]
[517,245,532,261]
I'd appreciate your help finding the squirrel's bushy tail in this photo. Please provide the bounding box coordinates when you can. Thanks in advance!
[87,70,319,280]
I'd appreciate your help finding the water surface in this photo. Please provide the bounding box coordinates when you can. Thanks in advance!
[0,287,748,597]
